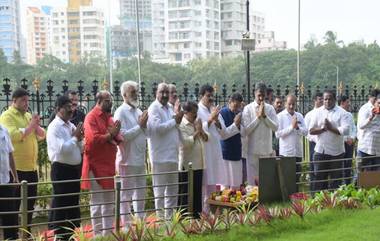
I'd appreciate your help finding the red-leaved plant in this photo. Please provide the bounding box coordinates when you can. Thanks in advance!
[255,205,274,224]
[291,200,309,219]
[200,209,222,233]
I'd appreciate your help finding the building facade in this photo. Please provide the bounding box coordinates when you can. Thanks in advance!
[0,0,21,62]
[26,6,51,65]
[255,31,287,52]
[50,0,105,63]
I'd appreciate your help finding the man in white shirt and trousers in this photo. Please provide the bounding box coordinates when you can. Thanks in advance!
[114,81,148,226]
[308,90,350,192]
[47,95,83,240]
[276,95,307,191]
[147,83,183,220]
[338,95,357,184]
[242,83,278,186]
[357,89,380,171]
[304,92,323,190]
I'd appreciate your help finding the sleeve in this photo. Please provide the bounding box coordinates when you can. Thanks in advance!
[241,106,260,136]
[217,114,240,140]
[147,105,176,135]
[0,113,23,142]
[179,125,195,149]
[48,127,79,156]
[296,114,308,136]
[5,129,14,153]
[350,115,357,139]
[358,107,374,130]
[263,105,278,132]
[337,111,351,136]
[114,108,142,141]
[275,115,293,138]
[83,113,110,145]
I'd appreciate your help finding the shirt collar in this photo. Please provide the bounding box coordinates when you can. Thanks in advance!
[93,105,111,117]
[321,105,338,112]
[123,102,135,111]
[55,115,71,127]
[9,106,26,116]
[182,117,193,126]
[156,99,169,109]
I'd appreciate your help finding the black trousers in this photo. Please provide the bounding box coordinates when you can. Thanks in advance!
[295,157,302,192]
[0,174,19,240]
[178,169,203,219]
[313,152,344,192]
[343,143,354,185]
[15,170,38,232]
[50,162,81,239]
[309,141,316,190]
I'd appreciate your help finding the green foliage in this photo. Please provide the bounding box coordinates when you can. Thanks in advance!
[2,34,380,90]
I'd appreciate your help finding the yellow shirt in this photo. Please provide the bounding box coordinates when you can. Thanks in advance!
[0,106,39,171]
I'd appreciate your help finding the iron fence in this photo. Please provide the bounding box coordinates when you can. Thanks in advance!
[1,78,376,127]
[0,167,191,241]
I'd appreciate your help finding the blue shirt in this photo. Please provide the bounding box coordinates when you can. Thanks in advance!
[220,107,242,161]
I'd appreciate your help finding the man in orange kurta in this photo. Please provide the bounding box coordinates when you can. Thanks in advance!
[82,91,122,237]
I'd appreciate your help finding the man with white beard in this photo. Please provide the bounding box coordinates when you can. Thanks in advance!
[147,83,183,219]
[114,81,148,226]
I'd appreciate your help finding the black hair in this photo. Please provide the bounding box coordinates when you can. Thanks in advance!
[199,84,214,96]
[323,90,336,100]
[64,90,78,96]
[266,87,273,95]
[55,95,72,109]
[370,88,380,98]
[230,92,243,102]
[11,88,29,100]
[182,101,199,112]
[255,83,267,93]
[338,95,349,105]
[313,92,323,100]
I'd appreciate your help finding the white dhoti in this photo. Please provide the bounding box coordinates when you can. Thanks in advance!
[152,162,178,220]
[119,165,146,225]
[224,159,243,188]
[89,172,115,237]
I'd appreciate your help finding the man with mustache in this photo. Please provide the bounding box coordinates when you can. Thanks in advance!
[81,91,122,237]
[147,83,183,219]
[47,95,83,240]
[114,81,148,227]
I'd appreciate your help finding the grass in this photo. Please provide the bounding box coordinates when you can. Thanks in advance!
[168,207,380,241]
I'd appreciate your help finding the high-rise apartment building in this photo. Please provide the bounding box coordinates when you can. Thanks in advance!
[51,0,105,63]
[0,0,21,62]
[26,6,51,65]
[256,31,287,52]
[220,0,265,57]
[51,7,69,63]
[152,0,221,65]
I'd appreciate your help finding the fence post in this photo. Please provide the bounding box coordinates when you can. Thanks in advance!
[187,162,194,216]
[20,180,28,238]
[114,175,121,234]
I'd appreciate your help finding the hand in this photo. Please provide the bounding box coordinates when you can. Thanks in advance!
[73,122,84,141]
[195,118,203,132]
[210,105,220,122]
[175,111,184,124]
[234,113,242,127]
[29,114,40,129]
[292,116,298,129]
[138,111,148,128]
[109,120,121,137]
[324,119,332,131]
[346,138,354,146]
[257,102,266,118]
[174,99,181,114]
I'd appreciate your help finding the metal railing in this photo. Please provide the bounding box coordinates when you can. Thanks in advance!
[0,166,194,241]
[296,155,380,194]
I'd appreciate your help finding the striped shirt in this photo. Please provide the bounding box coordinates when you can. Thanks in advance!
[357,102,380,155]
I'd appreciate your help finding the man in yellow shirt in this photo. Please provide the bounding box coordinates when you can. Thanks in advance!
[0,87,45,231]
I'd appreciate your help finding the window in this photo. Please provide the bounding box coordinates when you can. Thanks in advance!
[184,42,190,48]
[225,40,232,46]
[175,53,182,61]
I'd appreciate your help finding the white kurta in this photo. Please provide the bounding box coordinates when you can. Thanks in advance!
[197,102,227,185]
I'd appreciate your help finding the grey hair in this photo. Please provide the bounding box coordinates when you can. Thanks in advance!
[168,83,176,91]
[157,82,169,92]
[120,81,138,100]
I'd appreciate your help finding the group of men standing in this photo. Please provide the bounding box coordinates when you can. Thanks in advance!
[1,83,380,240]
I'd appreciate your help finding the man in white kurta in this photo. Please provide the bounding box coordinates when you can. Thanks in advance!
[242,83,278,185]
[147,83,183,219]
[114,81,148,225]
[197,84,234,210]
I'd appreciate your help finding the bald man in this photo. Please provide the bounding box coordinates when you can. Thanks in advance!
[147,83,183,219]
[82,91,122,237]
[276,95,307,190]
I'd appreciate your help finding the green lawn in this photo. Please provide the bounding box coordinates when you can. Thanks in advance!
[169,208,380,241]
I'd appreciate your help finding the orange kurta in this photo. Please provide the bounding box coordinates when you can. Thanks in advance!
[81,106,120,190]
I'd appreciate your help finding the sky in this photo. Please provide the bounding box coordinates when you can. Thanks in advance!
[20,0,380,49]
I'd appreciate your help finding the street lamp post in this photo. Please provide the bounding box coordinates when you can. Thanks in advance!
[135,0,142,90]
[246,0,251,103]
[297,0,300,88]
